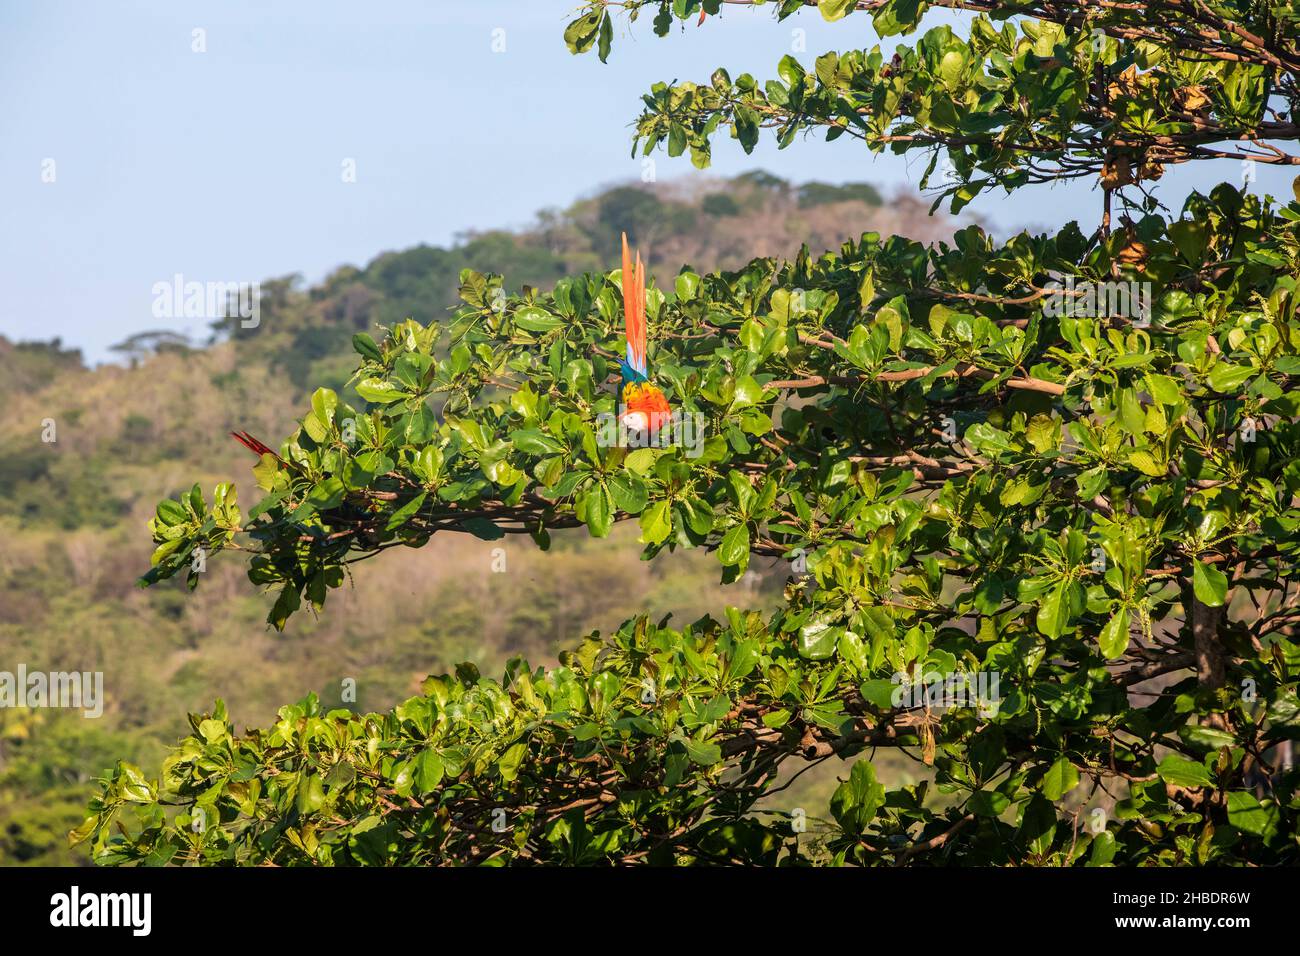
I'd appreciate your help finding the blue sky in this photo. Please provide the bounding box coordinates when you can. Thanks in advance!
[2,0,1294,364]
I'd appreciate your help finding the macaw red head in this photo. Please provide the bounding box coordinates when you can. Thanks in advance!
[622,381,672,434]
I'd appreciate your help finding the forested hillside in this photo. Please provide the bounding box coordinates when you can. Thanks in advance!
[0,173,961,864]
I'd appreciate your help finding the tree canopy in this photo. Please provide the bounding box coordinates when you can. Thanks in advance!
[77,0,1300,865]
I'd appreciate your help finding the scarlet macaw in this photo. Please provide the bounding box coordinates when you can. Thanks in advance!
[618,233,672,434]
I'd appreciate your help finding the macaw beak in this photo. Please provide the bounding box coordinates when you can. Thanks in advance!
[621,410,651,432]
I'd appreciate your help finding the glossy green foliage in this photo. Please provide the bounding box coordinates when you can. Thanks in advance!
[578,1,1298,211]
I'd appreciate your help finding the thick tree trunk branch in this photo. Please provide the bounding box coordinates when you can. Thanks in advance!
[1193,595,1227,730]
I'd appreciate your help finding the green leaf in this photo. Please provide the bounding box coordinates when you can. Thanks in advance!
[597,8,613,63]
[1025,414,1059,453]
[1098,607,1130,659]
[393,353,433,390]
[1018,795,1057,856]
[496,743,527,783]
[798,622,839,661]
[563,11,602,54]
[1178,724,1237,752]
[1192,561,1229,607]
[608,474,648,515]
[513,306,564,333]
[352,332,383,361]
[859,679,898,709]
[584,484,613,538]
[730,375,768,410]
[1206,362,1255,393]
[1035,580,1070,638]
[1042,756,1080,801]
[311,387,339,426]
[830,760,883,833]
[480,450,521,487]
[718,523,750,569]
[624,447,657,474]
[414,749,444,794]
[296,773,325,815]
[156,499,189,527]
[938,49,964,88]
[969,789,1010,817]
[461,517,505,541]
[307,477,346,511]
[1087,830,1117,866]
[1156,754,1214,789]
[386,492,427,532]
[198,719,227,744]
[404,404,437,444]
[302,410,330,443]
[818,0,856,20]
[1226,791,1277,838]
[1145,373,1183,405]
[639,500,673,546]
[347,816,398,865]
[681,736,722,767]
[269,585,300,631]
[355,377,409,405]
[252,454,281,492]
[1128,449,1166,477]
[510,428,564,456]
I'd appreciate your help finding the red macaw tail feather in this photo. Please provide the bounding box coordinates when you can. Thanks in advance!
[698,9,707,25]
[230,430,279,460]
[621,232,648,376]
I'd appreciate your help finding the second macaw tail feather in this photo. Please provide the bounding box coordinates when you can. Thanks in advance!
[230,430,281,461]
[620,232,648,379]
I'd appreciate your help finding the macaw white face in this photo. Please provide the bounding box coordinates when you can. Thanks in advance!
[621,410,650,432]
